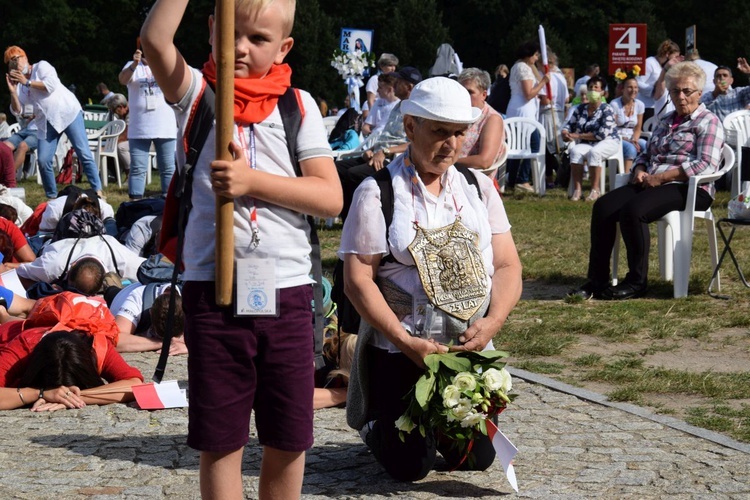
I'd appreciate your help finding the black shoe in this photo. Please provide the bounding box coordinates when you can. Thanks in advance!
[600,282,647,300]
[566,282,605,300]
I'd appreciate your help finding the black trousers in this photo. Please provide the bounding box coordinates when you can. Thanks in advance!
[587,182,713,287]
[365,345,496,482]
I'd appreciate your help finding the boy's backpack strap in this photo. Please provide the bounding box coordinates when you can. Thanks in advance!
[154,78,216,383]
[277,87,327,370]
[278,87,304,176]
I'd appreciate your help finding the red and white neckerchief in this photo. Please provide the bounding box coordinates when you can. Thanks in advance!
[237,124,261,249]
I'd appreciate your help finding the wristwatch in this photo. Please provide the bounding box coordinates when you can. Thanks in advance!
[24,81,31,88]
[381,147,391,156]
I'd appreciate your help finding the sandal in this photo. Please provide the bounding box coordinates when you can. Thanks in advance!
[569,188,582,201]
[586,189,601,202]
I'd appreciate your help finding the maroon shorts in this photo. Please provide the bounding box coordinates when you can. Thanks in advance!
[182,281,314,453]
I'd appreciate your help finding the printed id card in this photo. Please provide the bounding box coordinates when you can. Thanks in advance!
[145,93,156,111]
[235,257,278,316]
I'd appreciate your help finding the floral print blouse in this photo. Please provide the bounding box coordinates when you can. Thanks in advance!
[562,103,619,143]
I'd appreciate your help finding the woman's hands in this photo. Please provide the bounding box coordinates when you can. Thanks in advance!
[632,167,663,188]
[401,336,448,369]
[451,316,503,353]
[31,386,86,412]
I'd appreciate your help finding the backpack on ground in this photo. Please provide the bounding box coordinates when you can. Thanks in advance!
[153,79,328,383]
[51,209,106,243]
[115,198,165,242]
[137,253,178,285]
[55,148,83,185]
[330,165,483,336]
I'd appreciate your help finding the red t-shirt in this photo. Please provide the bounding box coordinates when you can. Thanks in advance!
[0,217,27,262]
[0,322,143,387]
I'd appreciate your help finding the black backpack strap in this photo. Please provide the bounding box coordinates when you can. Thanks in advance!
[57,237,81,282]
[136,282,159,333]
[278,87,327,370]
[373,167,395,265]
[154,78,215,383]
[99,235,121,277]
[278,88,302,175]
[376,166,479,267]
[456,166,483,201]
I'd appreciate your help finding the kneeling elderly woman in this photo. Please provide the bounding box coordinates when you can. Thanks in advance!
[341,77,523,481]
[569,62,724,301]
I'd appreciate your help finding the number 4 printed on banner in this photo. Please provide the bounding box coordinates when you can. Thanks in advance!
[616,27,641,56]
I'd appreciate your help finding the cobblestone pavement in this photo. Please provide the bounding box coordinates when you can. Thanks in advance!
[1,354,749,499]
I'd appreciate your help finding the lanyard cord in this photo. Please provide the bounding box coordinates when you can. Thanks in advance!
[237,124,261,249]
[403,151,462,228]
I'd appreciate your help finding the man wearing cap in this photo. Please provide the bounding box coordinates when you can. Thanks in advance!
[340,77,522,482]
[4,46,103,199]
[336,66,422,218]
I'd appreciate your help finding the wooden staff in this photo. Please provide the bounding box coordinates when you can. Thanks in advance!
[215,0,235,306]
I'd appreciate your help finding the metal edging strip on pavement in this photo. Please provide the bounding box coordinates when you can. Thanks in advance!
[508,366,750,455]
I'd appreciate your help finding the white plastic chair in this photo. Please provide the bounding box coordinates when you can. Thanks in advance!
[611,144,735,298]
[322,116,338,137]
[640,116,658,141]
[7,123,20,136]
[504,117,546,195]
[89,119,126,188]
[722,110,750,198]
[566,137,625,197]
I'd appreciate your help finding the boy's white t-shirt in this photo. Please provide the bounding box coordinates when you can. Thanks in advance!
[171,67,333,286]
[123,62,177,140]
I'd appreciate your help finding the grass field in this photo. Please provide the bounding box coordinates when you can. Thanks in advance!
[21,173,750,442]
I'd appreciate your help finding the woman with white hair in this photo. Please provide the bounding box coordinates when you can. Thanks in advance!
[106,93,131,175]
[456,68,505,171]
[342,77,522,481]
[568,62,724,301]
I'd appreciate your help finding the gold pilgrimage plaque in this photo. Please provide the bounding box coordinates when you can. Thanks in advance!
[408,218,488,321]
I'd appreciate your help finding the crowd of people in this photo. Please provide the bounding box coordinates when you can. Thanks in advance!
[3,1,750,496]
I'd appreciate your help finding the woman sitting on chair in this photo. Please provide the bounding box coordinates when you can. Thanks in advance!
[568,62,725,301]
[610,75,646,173]
[455,68,505,172]
[562,75,620,202]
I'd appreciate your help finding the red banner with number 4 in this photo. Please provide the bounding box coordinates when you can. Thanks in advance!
[609,24,647,76]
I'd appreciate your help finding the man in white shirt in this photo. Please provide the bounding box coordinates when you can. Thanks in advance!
[17,235,145,285]
[685,49,718,94]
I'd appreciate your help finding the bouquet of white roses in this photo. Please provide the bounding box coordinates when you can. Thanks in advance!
[396,350,514,457]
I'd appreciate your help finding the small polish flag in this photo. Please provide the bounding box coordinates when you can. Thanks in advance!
[487,419,518,492]
[0,269,27,298]
[132,380,188,410]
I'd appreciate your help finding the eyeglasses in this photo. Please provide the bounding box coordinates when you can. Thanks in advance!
[669,87,700,97]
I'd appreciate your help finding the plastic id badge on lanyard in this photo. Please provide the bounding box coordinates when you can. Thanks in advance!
[235,257,279,317]
[234,124,279,316]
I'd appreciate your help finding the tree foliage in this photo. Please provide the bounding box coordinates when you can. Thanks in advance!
[2,1,750,118]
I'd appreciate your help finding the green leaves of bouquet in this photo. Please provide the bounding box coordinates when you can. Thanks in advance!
[396,350,515,447]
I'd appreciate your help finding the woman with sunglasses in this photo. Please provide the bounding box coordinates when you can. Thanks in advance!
[568,62,724,301]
